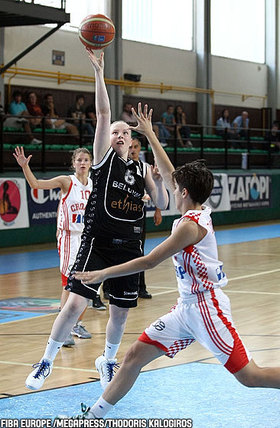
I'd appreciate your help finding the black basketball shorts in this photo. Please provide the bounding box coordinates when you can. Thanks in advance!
[66,235,142,308]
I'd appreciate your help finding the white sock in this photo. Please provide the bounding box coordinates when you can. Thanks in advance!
[42,337,64,362]
[90,397,113,418]
[104,341,120,359]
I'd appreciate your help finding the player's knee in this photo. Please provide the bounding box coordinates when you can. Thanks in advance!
[110,307,129,325]
[235,367,262,388]
[123,343,145,369]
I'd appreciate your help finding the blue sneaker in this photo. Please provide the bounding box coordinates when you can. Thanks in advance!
[25,358,53,390]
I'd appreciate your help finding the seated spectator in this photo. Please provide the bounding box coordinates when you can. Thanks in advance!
[85,103,97,134]
[67,94,95,137]
[232,111,249,138]
[267,120,280,152]
[41,94,78,136]
[4,90,42,144]
[155,105,176,147]
[0,91,5,117]
[216,108,234,139]
[26,91,52,130]
[174,105,192,147]
[120,102,137,125]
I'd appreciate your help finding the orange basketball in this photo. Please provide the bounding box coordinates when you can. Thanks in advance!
[78,14,115,50]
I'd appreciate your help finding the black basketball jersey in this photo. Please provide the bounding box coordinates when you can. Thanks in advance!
[83,147,147,239]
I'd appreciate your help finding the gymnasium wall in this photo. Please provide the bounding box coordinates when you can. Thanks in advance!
[3,27,269,110]
[1,169,280,248]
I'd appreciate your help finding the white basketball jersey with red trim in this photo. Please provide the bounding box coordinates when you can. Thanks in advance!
[57,175,92,232]
[172,205,228,297]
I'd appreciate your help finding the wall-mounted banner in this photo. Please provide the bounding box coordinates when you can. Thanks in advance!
[206,173,231,212]
[27,187,60,225]
[228,173,271,210]
[0,178,29,230]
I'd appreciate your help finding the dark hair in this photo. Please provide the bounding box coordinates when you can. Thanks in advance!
[76,94,85,102]
[221,109,230,122]
[13,90,22,98]
[44,93,53,100]
[27,91,37,99]
[172,159,213,204]
[174,105,184,123]
[131,137,141,147]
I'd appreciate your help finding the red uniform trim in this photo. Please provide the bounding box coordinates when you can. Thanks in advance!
[209,289,249,373]
[138,331,168,353]
[62,179,73,204]
[61,273,68,287]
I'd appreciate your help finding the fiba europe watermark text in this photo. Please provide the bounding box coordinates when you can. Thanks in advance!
[0,419,193,428]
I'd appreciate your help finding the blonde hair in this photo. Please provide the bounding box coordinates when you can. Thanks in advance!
[71,147,92,168]
[110,121,131,134]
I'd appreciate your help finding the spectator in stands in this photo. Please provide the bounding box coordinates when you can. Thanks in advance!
[85,103,97,134]
[26,91,52,130]
[267,120,280,152]
[174,105,192,147]
[155,105,176,147]
[232,111,249,138]
[67,94,95,138]
[0,91,5,117]
[4,90,42,144]
[120,102,137,125]
[216,108,234,139]
[41,94,78,136]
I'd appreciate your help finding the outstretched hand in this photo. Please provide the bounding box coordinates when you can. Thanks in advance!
[73,270,105,284]
[129,103,154,135]
[151,164,163,183]
[13,146,32,168]
[86,47,104,73]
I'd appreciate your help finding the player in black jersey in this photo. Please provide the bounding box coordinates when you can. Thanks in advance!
[25,49,169,391]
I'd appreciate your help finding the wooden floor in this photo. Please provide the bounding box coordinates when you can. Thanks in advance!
[0,224,280,398]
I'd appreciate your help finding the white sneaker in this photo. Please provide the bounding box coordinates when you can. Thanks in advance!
[95,355,119,390]
[25,358,53,390]
[56,403,96,420]
[31,138,42,145]
[160,141,168,148]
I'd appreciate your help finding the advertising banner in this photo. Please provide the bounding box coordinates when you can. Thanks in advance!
[228,173,271,210]
[206,173,231,212]
[27,187,60,225]
[0,178,29,230]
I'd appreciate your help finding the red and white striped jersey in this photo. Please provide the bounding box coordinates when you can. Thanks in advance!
[57,174,92,233]
[172,205,228,297]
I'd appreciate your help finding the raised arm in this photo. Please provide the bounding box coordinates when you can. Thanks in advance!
[130,103,175,192]
[13,146,70,192]
[86,48,111,164]
[144,164,168,210]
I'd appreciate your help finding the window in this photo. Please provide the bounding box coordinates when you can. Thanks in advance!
[122,0,193,51]
[211,0,265,63]
[61,0,106,31]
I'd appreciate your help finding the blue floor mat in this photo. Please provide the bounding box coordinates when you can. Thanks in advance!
[0,363,279,427]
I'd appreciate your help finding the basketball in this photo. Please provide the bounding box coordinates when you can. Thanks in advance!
[78,14,115,50]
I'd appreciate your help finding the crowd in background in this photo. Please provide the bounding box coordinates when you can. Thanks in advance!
[1,91,280,152]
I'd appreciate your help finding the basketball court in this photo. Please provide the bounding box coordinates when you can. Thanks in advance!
[0,222,279,426]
